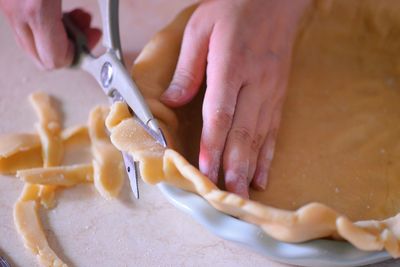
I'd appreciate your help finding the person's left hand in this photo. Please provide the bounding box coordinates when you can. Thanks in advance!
[161,0,310,198]
[0,0,100,70]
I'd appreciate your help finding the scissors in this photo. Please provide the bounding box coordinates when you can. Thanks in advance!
[63,0,167,199]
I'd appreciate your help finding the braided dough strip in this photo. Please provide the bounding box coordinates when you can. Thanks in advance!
[106,101,400,258]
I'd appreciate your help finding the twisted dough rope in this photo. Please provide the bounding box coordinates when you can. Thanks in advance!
[106,100,400,258]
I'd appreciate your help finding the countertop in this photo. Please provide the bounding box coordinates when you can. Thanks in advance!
[0,1,398,266]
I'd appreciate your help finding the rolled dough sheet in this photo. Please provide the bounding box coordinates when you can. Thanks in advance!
[251,0,400,222]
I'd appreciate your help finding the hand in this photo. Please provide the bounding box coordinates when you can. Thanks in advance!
[0,0,101,70]
[161,0,311,198]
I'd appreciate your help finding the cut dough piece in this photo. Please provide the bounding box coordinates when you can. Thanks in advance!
[30,91,64,209]
[29,92,63,167]
[61,125,88,143]
[0,134,40,158]
[0,126,90,174]
[88,106,124,199]
[0,149,42,175]
[16,181,57,209]
[10,97,121,267]
[14,200,67,267]
[17,164,93,187]
[38,185,58,209]
[0,134,43,174]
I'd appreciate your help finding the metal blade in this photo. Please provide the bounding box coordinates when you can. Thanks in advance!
[122,152,139,199]
[80,53,167,147]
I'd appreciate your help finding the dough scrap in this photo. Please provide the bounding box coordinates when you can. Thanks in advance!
[0,134,43,174]
[89,106,124,199]
[17,164,93,187]
[29,91,63,167]
[0,126,88,175]
[6,95,122,266]
[14,197,66,267]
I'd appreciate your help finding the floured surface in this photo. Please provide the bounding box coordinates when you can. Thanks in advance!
[251,0,400,222]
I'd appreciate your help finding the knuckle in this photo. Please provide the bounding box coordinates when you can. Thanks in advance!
[264,49,282,63]
[25,0,42,19]
[209,107,234,129]
[222,75,241,91]
[186,16,202,36]
[231,126,252,145]
[251,133,263,152]
[171,68,199,90]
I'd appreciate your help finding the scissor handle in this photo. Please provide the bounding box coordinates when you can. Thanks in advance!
[98,0,123,63]
[63,15,92,68]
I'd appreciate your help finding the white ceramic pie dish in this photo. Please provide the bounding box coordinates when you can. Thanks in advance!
[157,183,391,267]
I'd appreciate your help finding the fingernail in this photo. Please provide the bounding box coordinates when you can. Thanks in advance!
[258,171,268,190]
[266,148,275,161]
[161,88,182,101]
[199,151,220,184]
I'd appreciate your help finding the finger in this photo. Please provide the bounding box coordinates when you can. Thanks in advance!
[247,67,281,182]
[251,102,283,190]
[223,85,262,198]
[199,25,243,184]
[161,15,213,107]
[28,0,74,69]
[247,101,273,182]
[13,23,42,68]
[67,8,101,50]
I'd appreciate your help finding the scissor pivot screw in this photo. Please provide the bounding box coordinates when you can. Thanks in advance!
[101,62,113,88]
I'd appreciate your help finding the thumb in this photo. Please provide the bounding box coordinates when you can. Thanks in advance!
[161,17,212,107]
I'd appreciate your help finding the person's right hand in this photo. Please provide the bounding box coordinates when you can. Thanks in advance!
[0,0,101,70]
[161,0,310,198]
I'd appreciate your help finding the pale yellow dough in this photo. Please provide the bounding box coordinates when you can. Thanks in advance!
[14,200,67,267]
[29,91,63,168]
[17,164,93,187]
[89,106,124,199]
[6,95,122,266]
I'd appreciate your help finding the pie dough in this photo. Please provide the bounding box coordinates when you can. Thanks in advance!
[106,1,400,257]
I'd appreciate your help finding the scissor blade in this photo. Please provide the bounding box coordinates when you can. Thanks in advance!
[80,53,167,147]
[122,153,139,199]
